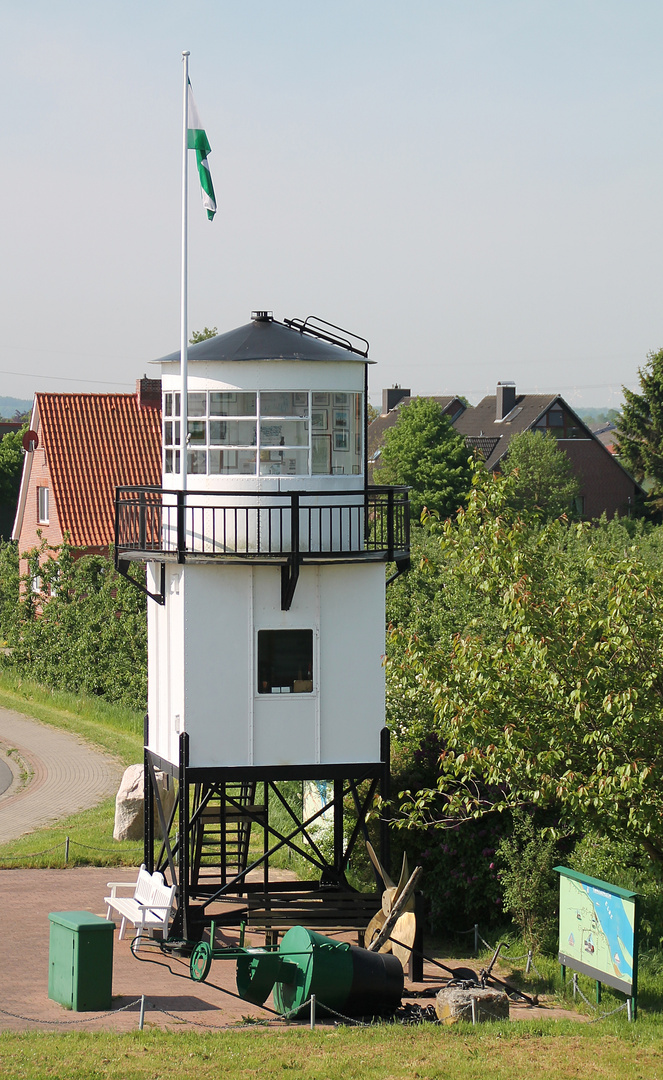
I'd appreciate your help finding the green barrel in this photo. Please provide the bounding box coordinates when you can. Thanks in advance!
[236,949,297,1006]
[48,911,115,1011]
[273,926,403,1019]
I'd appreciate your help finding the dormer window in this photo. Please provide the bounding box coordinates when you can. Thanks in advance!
[535,407,583,440]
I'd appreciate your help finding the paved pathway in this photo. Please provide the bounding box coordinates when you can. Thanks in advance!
[0,707,123,844]
[0,756,11,796]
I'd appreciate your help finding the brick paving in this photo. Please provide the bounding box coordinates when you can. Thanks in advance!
[0,867,581,1032]
[0,707,123,845]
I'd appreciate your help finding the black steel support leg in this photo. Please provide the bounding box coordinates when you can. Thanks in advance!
[409,890,425,983]
[380,726,391,879]
[334,778,345,883]
[179,732,190,941]
[144,714,154,872]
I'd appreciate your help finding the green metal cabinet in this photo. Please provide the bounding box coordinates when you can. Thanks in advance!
[48,911,115,1011]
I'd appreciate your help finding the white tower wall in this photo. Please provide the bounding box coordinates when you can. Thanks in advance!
[147,559,385,770]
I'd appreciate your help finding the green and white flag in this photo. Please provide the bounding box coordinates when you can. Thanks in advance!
[187,80,216,221]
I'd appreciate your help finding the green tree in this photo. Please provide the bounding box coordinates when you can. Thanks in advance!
[6,540,148,709]
[374,398,473,521]
[615,348,663,508]
[501,429,581,521]
[0,426,26,507]
[391,470,663,866]
[189,326,218,344]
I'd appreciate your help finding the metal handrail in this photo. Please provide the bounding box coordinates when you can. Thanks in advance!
[114,485,410,564]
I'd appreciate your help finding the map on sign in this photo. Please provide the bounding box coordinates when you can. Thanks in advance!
[558,871,636,994]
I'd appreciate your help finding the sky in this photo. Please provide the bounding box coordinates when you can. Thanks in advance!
[2,1,663,410]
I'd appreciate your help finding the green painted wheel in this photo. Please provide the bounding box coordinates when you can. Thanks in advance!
[190,941,213,982]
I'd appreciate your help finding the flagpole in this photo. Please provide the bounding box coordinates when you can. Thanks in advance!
[180,50,190,494]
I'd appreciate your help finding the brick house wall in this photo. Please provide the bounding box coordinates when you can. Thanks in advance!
[561,439,638,519]
[15,437,65,587]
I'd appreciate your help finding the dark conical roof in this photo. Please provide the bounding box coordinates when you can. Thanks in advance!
[156,315,373,365]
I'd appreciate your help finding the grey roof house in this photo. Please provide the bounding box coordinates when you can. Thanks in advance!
[368,381,642,519]
[452,382,641,519]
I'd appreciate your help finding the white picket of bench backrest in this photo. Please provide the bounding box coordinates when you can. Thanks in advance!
[134,867,157,905]
[149,879,176,913]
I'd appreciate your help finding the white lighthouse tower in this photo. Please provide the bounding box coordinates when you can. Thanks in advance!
[115,312,410,938]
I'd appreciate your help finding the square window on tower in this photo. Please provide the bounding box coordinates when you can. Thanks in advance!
[257,629,313,694]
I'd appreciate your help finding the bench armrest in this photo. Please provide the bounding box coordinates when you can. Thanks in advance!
[106,882,138,898]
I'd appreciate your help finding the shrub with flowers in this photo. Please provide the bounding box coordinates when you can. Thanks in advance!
[389,734,505,932]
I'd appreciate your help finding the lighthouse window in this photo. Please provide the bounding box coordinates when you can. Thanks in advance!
[210,420,257,446]
[187,392,207,417]
[261,392,309,418]
[260,448,309,476]
[257,629,314,694]
[259,420,309,447]
[187,420,207,445]
[210,391,257,417]
[210,449,257,474]
[187,450,207,474]
[164,392,181,417]
[163,390,363,476]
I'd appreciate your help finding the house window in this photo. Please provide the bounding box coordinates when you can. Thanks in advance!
[163,390,364,477]
[37,487,49,524]
[535,408,583,440]
[257,629,313,694]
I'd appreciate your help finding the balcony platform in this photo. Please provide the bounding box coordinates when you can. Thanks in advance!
[114,485,410,567]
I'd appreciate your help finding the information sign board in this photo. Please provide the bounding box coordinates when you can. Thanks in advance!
[555,866,639,997]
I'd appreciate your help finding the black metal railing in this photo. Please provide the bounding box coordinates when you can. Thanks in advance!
[114,485,409,565]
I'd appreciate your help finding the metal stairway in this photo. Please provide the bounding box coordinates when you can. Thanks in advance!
[190,781,264,894]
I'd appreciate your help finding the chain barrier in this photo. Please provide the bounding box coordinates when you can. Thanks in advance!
[144,996,318,1030]
[572,980,630,1022]
[0,844,64,861]
[315,1001,371,1027]
[527,958,545,980]
[67,839,142,854]
[0,999,142,1026]
[0,836,142,864]
[588,1002,629,1023]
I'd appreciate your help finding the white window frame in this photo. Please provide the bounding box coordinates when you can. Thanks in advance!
[37,487,49,524]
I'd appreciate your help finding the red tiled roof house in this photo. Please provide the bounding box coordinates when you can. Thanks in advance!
[12,379,162,582]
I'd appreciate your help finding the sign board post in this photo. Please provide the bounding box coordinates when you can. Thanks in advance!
[554,865,639,1020]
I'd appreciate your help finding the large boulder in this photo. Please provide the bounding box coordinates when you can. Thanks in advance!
[113,763,176,842]
[435,985,509,1024]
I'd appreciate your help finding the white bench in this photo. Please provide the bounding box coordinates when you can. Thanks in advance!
[105,865,176,950]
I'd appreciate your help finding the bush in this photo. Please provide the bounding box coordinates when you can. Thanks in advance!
[496,808,560,951]
[389,735,505,933]
[3,541,148,710]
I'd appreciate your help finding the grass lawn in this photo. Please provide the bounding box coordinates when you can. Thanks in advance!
[0,671,144,869]
[2,1023,663,1080]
